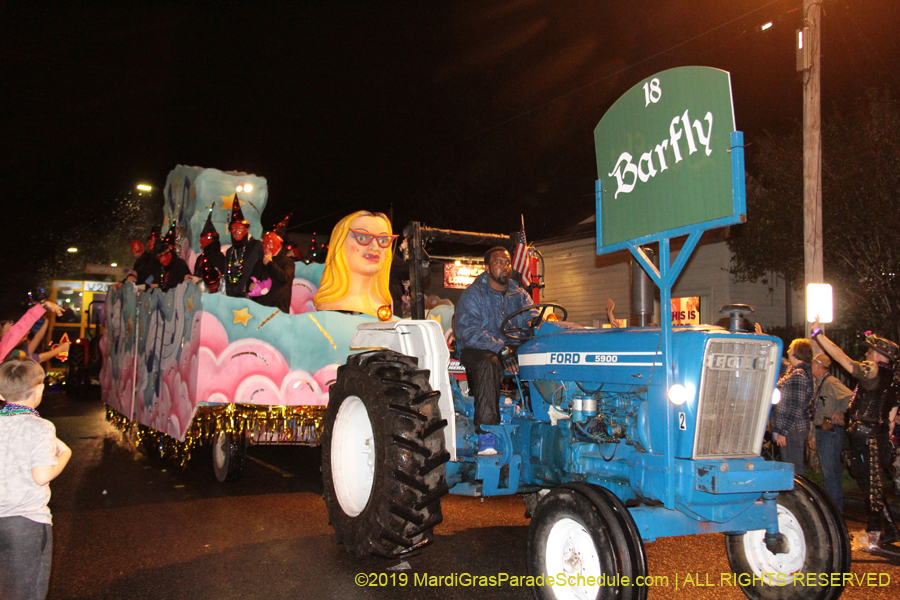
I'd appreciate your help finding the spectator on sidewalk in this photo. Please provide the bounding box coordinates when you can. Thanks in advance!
[7,315,70,364]
[0,358,72,600]
[0,302,64,364]
[808,353,853,511]
[812,322,900,548]
[771,338,814,478]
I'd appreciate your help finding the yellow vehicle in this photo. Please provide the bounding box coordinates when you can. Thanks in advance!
[46,278,113,390]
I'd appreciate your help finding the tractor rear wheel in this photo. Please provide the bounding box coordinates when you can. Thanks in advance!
[322,350,449,558]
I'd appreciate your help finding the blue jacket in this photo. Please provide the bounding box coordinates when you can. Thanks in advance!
[456,272,533,353]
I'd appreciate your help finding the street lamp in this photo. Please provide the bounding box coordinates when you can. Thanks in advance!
[137,184,153,192]
[67,247,78,253]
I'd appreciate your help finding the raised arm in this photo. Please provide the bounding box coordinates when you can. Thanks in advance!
[0,302,63,360]
[811,319,855,374]
[606,298,620,328]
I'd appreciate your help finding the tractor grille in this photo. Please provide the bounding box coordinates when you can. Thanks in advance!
[693,338,779,459]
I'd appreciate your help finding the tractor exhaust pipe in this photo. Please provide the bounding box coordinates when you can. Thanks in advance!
[631,247,656,327]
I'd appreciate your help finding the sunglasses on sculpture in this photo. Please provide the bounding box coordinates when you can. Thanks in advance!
[348,228,398,248]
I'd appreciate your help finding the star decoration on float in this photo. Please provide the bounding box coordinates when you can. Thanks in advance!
[220,195,243,211]
[233,307,253,326]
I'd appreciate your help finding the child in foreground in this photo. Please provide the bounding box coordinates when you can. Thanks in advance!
[0,358,71,600]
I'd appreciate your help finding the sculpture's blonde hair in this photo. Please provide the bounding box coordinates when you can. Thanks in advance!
[313,211,393,309]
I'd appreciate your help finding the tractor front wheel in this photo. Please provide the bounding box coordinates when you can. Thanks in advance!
[725,476,850,600]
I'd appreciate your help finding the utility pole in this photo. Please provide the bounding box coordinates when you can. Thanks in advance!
[801,0,823,341]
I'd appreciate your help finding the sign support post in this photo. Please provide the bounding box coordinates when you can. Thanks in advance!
[596,65,747,510]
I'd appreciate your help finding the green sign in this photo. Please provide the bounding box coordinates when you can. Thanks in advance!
[595,67,737,249]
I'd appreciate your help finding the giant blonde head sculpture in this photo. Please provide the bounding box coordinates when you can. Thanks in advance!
[313,211,395,317]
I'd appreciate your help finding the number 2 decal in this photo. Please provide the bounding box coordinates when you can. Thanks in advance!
[678,412,686,430]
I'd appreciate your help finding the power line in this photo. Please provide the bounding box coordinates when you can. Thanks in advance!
[429,0,791,157]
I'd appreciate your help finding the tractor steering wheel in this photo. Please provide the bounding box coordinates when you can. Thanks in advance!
[501,303,568,343]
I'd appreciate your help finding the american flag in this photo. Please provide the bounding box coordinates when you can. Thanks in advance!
[512,222,531,286]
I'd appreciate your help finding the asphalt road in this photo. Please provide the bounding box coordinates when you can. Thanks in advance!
[40,391,900,600]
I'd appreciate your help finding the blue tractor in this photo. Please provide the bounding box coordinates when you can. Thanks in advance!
[320,225,850,600]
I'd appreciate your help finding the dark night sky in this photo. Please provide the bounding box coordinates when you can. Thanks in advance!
[3,0,899,297]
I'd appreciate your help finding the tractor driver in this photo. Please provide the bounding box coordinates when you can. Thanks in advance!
[455,246,534,456]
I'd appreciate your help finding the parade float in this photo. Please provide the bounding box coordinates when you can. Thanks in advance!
[100,166,387,480]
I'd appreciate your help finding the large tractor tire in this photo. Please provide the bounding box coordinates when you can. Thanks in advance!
[322,350,449,558]
[725,476,850,600]
[528,483,647,600]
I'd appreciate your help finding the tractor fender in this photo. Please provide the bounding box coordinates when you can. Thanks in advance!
[351,320,457,461]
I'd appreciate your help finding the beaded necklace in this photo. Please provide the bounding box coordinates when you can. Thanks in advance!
[227,246,246,285]
[0,403,40,417]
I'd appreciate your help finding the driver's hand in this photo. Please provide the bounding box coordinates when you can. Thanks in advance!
[498,346,519,374]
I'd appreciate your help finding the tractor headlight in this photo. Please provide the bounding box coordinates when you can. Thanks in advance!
[771,388,781,405]
[667,384,688,405]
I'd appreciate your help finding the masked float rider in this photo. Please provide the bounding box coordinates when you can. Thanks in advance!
[193,211,227,279]
[224,194,263,298]
[249,216,295,313]
[812,323,900,548]
[128,225,163,286]
[155,225,191,293]
[195,255,222,294]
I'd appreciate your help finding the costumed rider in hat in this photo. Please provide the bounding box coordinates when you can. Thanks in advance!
[155,224,191,292]
[812,320,900,549]
[249,216,295,313]
[126,225,163,287]
[224,194,263,298]
[195,255,223,294]
[192,211,226,286]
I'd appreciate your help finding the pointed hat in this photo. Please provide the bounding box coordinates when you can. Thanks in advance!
[201,211,218,237]
[273,215,290,238]
[229,194,247,224]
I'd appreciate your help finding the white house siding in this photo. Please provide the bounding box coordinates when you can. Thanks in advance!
[537,235,796,329]
[671,240,733,325]
[536,237,631,327]
[731,276,804,330]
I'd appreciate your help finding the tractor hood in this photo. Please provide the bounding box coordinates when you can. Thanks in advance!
[518,323,779,388]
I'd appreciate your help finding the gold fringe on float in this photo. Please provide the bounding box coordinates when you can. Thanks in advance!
[106,404,326,467]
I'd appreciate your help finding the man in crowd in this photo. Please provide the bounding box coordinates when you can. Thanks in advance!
[808,353,853,511]
[455,247,533,456]
[813,323,900,548]
[771,338,814,478]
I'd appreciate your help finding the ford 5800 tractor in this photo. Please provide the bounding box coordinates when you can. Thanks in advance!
[320,67,850,600]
